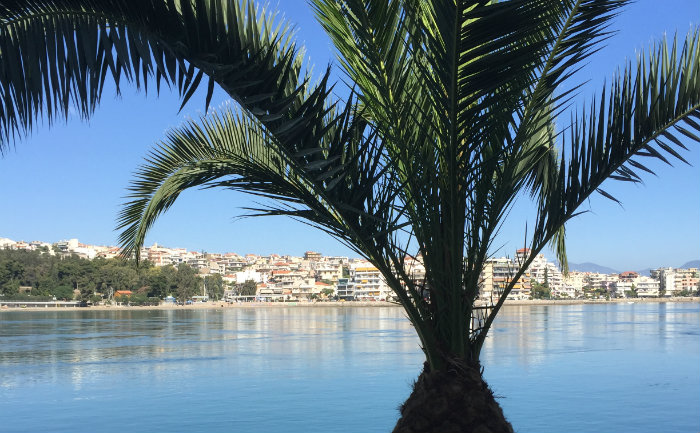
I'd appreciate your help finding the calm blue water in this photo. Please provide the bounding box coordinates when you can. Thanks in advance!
[0,303,698,433]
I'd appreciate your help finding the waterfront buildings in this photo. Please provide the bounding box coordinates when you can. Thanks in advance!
[349,262,392,301]
[480,257,532,301]
[1,235,698,302]
[651,267,700,295]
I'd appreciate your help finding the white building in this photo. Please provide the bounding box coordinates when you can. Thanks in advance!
[336,278,354,300]
[650,267,699,296]
[479,257,531,301]
[235,269,264,284]
[349,263,391,301]
[314,265,343,282]
[563,271,588,295]
[515,248,564,292]
[636,276,660,297]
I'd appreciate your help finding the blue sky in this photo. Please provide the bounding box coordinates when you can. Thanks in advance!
[0,1,698,271]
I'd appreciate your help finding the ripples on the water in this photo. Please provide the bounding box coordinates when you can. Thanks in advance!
[0,303,698,433]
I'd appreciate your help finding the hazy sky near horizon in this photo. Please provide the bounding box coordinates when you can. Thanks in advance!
[0,1,698,271]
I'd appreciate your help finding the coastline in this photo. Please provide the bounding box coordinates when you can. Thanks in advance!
[499,296,700,306]
[1,296,698,313]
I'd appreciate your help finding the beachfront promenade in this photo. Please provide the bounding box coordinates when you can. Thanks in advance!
[2,297,698,312]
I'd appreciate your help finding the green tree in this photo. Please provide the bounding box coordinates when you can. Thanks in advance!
[0,256,24,295]
[0,250,156,301]
[204,274,225,300]
[56,255,96,293]
[175,264,201,301]
[158,265,179,296]
[99,260,138,294]
[34,276,57,297]
[145,267,169,299]
[238,280,258,297]
[52,285,74,301]
[1,279,20,296]
[1,1,699,431]
[531,284,551,300]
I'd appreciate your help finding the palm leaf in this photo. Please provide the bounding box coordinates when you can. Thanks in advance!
[117,103,436,357]
[0,0,326,155]
[473,30,700,354]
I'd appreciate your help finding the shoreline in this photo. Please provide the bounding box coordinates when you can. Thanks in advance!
[1,297,698,312]
[499,296,700,306]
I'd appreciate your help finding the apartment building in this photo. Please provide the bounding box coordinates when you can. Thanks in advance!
[289,277,328,300]
[480,257,531,301]
[257,283,285,301]
[269,269,310,294]
[636,276,661,297]
[304,251,322,261]
[350,263,392,301]
[614,275,660,297]
[336,278,354,300]
[651,267,699,295]
[235,269,264,284]
[515,248,564,291]
[186,254,208,269]
[314,265,343,282]
[403,255,427,288]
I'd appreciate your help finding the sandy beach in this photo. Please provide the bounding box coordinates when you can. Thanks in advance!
[1,297,698,312]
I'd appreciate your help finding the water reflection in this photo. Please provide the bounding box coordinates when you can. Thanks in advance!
[0,303,697,433]
[480,303,699,369]
[0,307,420,389]
[2,304,698,379]
[2,304,698,380]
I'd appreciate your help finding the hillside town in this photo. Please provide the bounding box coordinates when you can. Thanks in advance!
[1,236,698,304]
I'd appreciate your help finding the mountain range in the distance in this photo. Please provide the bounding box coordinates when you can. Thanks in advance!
[563,260,700,276]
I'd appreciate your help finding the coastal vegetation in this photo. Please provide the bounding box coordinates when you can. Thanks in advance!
[0,248,219,302]
[0,1,698,432]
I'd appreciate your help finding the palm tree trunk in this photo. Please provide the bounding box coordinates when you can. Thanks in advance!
[392,359,513,433]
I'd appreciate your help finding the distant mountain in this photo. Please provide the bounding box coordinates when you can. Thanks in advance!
[680,260,700,269]
[637,261,699,275]
[566,262,619,274]
[636,268,652,277]
[567,260,698,275]
[558,260,699,275]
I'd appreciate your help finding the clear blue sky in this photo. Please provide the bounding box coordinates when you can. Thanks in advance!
[0,1,698,271]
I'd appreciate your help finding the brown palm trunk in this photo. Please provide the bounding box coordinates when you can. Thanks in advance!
[392,359,513,433]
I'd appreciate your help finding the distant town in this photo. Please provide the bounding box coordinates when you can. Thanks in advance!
[1,236,698,305]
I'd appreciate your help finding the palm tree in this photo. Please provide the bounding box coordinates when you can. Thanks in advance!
[1,1,698,431]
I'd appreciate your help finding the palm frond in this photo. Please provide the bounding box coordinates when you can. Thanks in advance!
[118,106,346,255]
[0,0,317,153]
[117,102,436,358]
[473,30,700,355]
[117,100,412,267]
[549,31,700,246]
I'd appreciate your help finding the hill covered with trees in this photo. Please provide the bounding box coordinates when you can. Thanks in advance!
[0,249,223,304]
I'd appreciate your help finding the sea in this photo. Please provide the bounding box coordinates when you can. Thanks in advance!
[0,302,698,433]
